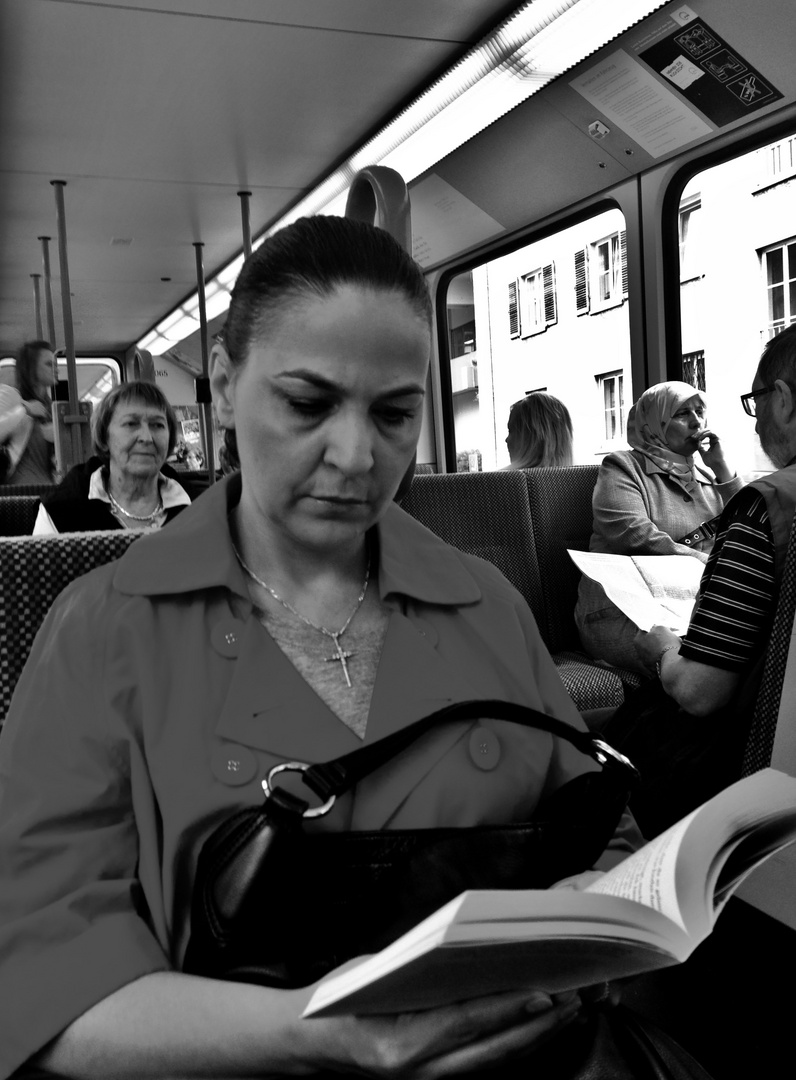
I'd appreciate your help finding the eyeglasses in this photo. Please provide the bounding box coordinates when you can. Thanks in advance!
[740,385,776,416]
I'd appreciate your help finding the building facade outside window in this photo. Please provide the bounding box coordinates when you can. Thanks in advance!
[598,370,625,446]
[682,350,706,392]
[761,239,796,339]
[679,197,702,282]
[758,134,796,187]
[519,263,557,337]
[575,230,628,315]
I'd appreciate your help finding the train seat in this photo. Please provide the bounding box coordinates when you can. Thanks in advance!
[0,495,41,536]
[522,466,642,709]
[399,470,546,622]
[0,531,141,725]
[0,483,56,499]
[399,469,638,711]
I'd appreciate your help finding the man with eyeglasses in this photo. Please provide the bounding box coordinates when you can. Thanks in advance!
[635,324,796,724]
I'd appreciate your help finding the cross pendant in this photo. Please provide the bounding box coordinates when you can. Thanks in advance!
[324,634,355,688]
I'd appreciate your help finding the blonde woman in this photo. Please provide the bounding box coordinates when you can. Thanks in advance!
[505,391,574,469]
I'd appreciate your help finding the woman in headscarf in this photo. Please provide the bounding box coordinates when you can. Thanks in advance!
[574,381,744,675]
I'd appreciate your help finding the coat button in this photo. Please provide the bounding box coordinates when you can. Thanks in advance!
[211,744,258,786]
[411,618,438,646]
[211,618,245,657]
[469,725,501,771]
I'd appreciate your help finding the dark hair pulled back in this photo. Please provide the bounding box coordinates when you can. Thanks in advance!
[222,215,431,366]
[218,215,431,469]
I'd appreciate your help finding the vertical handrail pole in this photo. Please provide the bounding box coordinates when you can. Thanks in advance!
[194,242,215,483]
[51,180,83,462]
[38,235,57,345]
[31,274,43,339]
[238,191,252,260]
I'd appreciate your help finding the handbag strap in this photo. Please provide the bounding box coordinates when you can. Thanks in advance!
[267,699,638,812]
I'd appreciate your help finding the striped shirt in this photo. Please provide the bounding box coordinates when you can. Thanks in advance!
[679,488,775,671]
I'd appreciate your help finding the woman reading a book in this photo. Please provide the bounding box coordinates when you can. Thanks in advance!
[575,381,742,676]
[0,216,641,1080]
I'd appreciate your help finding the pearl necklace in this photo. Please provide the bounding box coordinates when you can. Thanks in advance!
[107,486,164,523]
[232,543,370,689]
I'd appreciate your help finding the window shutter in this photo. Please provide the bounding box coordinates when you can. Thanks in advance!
[508,279,520,337]
[619,230,628,298]
[542,263,557,326]
[574,249,589,314]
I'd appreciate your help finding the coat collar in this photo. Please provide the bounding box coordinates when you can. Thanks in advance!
[113,472,482,608]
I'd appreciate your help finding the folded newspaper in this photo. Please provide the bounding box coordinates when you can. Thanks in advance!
[568,551,705,634]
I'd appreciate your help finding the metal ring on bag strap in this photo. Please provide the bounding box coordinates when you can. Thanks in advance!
[263,761,337,819]
[590,738,637,773]
[263,702,640,814]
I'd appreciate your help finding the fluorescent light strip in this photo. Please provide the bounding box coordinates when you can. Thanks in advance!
[139,0,667,354]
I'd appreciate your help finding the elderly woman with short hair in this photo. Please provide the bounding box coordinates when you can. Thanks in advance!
[33,380,192,534]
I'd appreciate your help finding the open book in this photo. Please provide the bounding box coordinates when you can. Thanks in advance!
[568,550,705,633]
[303,769,796,1017]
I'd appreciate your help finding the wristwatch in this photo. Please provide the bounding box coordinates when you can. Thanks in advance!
[656,643,679,680]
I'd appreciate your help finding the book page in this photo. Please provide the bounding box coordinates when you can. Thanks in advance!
[587,770,796,937]
[585,810,700,932]
[568,551,702,632]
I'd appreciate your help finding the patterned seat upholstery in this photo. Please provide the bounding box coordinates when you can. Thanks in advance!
[399,470,634,711]
[399,471,546,629]
[522,467,642,711]
[0,496,41,536]
[742,517,796,775]
[0,531,142,725]
[0,483,56,498]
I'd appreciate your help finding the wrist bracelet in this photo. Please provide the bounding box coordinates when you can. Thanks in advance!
[655,643,679,680]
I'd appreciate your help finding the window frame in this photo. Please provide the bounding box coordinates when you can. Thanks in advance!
[596,369,626,449]
[575,229,628,315]
[678,195,703,284]
[519,262,558,338]
[760,237,796,340]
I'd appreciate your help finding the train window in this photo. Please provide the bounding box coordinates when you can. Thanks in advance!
[0,356,120,403]
[676,129,796,477]
[445,207,631,471]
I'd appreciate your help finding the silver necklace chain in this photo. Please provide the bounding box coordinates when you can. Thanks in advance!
[106,486,164,523]
[232,543,371,689]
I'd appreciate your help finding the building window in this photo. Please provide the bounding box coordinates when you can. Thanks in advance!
[682,350,706,392]
[598,370,625,443]
[575,231,627,314]
[758,135,796,187]
[679,197,702,282]
[762,240,796,338]
[519,263,557,337]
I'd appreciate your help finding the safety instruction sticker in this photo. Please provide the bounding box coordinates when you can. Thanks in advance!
[638,15,781,126]
[572,6,782,159]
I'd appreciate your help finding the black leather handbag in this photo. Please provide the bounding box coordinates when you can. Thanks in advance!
[184,699,638,989]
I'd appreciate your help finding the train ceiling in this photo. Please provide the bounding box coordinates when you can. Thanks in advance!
[0,0,521,355]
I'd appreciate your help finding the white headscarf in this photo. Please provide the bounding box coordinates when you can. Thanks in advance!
[627,381,713,491]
